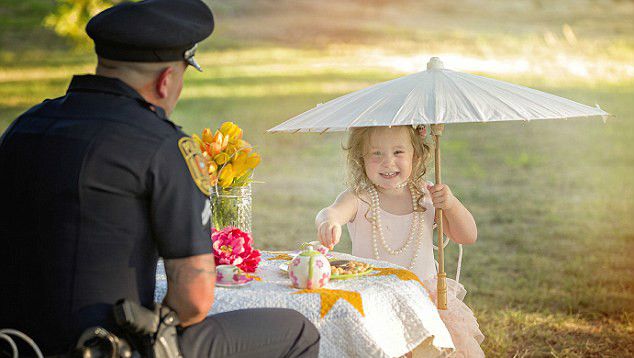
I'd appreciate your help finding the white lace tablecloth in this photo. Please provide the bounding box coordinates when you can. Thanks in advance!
[155,251,454,358]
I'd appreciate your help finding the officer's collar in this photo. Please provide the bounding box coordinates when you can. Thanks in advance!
[67,75,167,119]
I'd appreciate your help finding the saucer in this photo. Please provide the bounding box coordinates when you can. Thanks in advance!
[215,277,253,288]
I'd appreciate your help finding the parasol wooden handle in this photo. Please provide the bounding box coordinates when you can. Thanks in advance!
[431,124,448,310]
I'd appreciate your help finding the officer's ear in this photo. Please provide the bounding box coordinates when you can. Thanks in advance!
[156,66,175,99]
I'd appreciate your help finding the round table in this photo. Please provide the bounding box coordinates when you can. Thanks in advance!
[155,251,454,357]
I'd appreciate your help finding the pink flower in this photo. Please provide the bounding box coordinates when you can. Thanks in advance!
[316,246,328,255]
[318,272,329,287]
[212,226,261,273]
[289,270,299,287]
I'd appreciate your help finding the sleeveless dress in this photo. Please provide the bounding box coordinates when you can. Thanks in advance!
[347,185,485,357]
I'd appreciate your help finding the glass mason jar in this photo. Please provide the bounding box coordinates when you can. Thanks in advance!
[210,183,252,233]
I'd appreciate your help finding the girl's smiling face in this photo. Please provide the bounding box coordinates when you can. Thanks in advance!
[363,126,415,190]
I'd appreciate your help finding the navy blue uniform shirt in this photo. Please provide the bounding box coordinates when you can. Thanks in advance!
[0,75,212,354]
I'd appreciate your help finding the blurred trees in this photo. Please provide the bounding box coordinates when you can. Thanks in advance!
[44,0,118,47]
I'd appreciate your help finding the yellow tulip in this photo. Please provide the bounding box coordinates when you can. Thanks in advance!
[222,134,229,149]
[231,151,249,178]
[210,142,222,157]
[219,122,235,135]
[233,169,249,181]
[235,128,243,141]
[202,128,213,143]
[208,161,218,174]
[220,122,243,141]
[245,152,261,169]
[201,122,258,187]
[232,150,247,163]
[214,152,230,165]
[211,131,228,151]
[218,164,234,187]
[238,139,252,154]
[225,143,239,158]
[212,130,222,143]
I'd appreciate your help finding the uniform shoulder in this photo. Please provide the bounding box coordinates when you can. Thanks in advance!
[3,97,69,138]
[17,97,63,118]
[126,112,186,144]
[125,105,186,139]
[150,129,195,161]
[152,123,187,138]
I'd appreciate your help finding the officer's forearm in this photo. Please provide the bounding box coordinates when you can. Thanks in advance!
[163,254,216,326]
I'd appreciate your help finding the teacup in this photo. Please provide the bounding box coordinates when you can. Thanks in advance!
[216,264,247,285]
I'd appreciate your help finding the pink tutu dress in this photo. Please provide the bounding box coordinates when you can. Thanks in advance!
[347,186,485,357]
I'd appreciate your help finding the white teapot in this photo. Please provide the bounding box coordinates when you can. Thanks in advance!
[288,246,331,289]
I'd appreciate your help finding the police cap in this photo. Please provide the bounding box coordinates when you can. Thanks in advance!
[86,0,214,71]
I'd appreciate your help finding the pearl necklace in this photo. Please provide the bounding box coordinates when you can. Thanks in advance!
[368,182,423,270]
[394,181,408,189]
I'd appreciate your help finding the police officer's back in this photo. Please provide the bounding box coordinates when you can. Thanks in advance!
[0,0,214,354]
[0,1,320,356]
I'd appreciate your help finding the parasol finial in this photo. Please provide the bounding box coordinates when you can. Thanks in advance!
[427,57,444,70]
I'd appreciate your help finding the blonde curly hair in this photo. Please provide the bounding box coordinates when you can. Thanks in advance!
[343,126,432,216]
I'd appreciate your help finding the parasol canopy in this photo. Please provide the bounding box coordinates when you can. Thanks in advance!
[268,57,608,133]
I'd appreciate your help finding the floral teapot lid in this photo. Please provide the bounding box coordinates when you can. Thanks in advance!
[298,246,323,257]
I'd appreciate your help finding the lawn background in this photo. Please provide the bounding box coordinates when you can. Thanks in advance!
[1,0,633,356]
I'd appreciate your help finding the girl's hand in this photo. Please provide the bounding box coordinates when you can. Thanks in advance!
[317,220,341,250]
[426,183,458,211]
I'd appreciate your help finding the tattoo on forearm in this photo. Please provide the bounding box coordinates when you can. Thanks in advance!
[165,258,216,285]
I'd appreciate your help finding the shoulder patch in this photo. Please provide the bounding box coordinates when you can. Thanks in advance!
[178,137,211,196]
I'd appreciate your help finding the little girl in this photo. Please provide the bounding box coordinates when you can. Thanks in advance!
[315,125,484,357]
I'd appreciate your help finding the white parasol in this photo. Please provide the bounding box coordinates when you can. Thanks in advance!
[268,57,609,309]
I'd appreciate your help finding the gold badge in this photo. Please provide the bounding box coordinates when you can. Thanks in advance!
[178,137,211,196]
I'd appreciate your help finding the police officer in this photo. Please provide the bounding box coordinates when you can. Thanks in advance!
[0,0,319,356]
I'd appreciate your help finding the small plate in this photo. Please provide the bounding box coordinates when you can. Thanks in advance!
[281,260,374,280]
[215,278,253,288]
[330,260,374,280]
[330,267,374,280]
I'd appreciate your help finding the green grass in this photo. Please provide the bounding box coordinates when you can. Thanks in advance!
[1,0,633,356]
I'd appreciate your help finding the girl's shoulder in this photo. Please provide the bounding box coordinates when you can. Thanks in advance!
[335,189,363,224]
[335,188,361,205]
[339,188,370,208]
[356,189,370,203]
